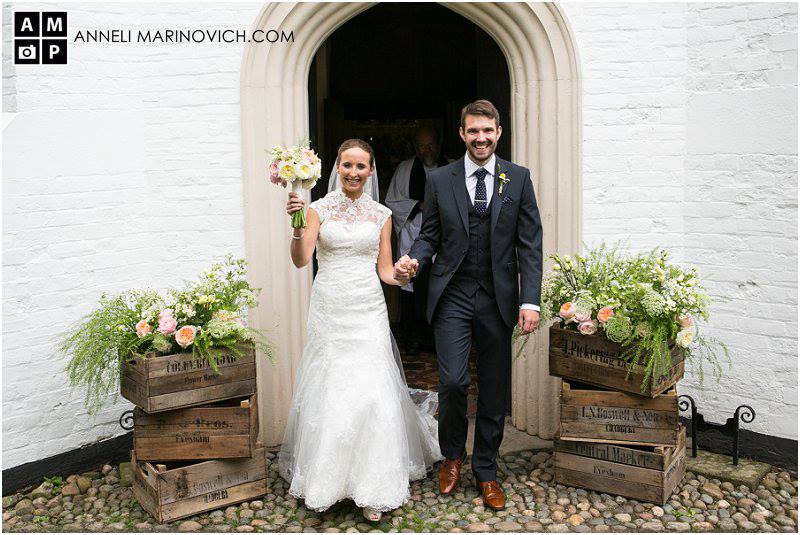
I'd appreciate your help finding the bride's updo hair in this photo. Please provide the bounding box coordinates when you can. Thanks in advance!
[336,139,375,168]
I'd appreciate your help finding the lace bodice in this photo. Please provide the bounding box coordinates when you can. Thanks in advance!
[309,190,392,269]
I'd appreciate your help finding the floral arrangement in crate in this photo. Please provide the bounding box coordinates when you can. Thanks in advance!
[59,255,276,414]
[541,243,729,390]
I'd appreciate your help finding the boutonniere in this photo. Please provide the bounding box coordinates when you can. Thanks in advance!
[497,163,511,194]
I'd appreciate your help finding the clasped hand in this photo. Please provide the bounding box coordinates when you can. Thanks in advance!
[393,255,418,285]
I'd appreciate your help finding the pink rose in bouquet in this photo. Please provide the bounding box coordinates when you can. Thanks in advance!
[597,306,614,323]
[135,319,152,338]
[679,314,693,329]
[577,320,598,335]
[559,302,575,322]
[157,309,177,334]
[268,162,286,187]
[175,325,197,349]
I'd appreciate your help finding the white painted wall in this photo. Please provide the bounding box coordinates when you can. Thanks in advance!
[2,2,796,469]
[563,1,798,440]
[2,2,263,469]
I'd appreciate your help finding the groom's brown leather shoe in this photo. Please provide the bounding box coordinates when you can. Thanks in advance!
[476,480,506,511]
[438,455,464,494]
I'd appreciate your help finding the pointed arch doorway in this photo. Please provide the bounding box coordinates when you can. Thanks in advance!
[241,2,582,447]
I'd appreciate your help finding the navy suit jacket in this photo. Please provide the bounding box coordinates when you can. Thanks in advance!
[408,156,543,328]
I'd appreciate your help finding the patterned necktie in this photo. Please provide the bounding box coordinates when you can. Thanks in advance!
[474,168,489,215]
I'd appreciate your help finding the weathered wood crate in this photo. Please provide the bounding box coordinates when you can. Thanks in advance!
[131,446,267,523]
[549,325,684,398]
[121,344,256,413]
[558,381,680,447]
[133,395,258,461]
[554,428,686,505]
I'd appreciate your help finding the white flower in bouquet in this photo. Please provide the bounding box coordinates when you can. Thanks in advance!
[675,327,694,348]
[278,161,295,182]
[574,309,591,323]
[294,160,314,181]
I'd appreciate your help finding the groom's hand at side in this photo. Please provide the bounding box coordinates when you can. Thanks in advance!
[518,309,540,335]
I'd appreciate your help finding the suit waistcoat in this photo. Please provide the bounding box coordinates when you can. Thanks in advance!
[450,198,494,296]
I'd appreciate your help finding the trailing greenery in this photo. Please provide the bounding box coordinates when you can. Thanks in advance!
[59,255,276,414]
[541,243,730,392]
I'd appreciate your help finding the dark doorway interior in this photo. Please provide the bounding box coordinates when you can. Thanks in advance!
[308,3,511,199]
[307,3,511,413]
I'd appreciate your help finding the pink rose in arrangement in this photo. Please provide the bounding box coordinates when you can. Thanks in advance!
[559,302,575,321]
[578,320,598,335]
[135,319,152,338]
[158,309,178,334]
[679,314,693,329]
[268,162,282,185]
[597,306,614,323]
[574,310,591,323]
[234,317,247,327]
[174,325,197,349]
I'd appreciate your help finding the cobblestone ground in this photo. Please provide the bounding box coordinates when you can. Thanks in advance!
[2,450,797,533]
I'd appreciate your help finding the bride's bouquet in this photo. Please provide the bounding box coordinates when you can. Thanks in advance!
[267,144,322,228]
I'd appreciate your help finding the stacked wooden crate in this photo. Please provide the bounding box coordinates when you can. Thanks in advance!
[121,344,266,523]
[549,325,687,505]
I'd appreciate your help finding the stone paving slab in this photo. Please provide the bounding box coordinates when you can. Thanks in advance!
[686,449,773,491]
[2,448,797,533]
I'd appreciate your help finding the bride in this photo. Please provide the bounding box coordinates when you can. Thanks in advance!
[278,138,443,522]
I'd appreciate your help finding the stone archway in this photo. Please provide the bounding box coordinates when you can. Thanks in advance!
[241,2,582,446]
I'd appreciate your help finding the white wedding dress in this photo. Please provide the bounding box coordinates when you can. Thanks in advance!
[278,189,443,512]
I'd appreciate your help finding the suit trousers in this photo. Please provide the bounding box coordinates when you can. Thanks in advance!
[433,280,514,482]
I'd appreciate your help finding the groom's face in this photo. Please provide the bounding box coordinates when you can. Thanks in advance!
[459,114,502,164]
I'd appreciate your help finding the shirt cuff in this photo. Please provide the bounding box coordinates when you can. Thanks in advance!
[520,304,540,312]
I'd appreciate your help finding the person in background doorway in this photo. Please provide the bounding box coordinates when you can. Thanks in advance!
[385,125,450,354]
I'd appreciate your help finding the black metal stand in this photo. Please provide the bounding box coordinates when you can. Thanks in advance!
[731,405,756,466]
[119,410,134,431]
[678,394,755,466]
[679,395,699,458]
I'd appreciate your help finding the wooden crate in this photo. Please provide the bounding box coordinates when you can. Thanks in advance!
[133,395,258,461]
[554,428,686,505]
[558,381,680,447]
[549,325,684,398]
[131,446,267,523]
[121,344,256,413]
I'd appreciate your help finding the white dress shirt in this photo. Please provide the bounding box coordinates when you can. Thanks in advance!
[464,153,496,206]
[463,153,540,314]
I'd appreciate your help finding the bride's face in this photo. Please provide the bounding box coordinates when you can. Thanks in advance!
[337,147,373,197]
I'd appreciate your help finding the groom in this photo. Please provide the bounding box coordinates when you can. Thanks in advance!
[394,100,542,510]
